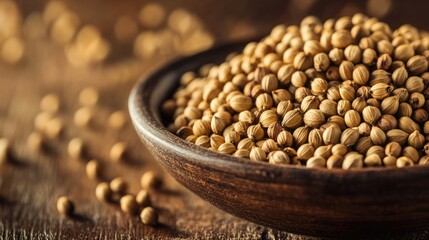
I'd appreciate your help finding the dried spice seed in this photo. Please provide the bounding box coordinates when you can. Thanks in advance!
[45,117,64,139]
[141,171,162,190]
[95,182,112,202]
[109,111,127,129]
[27,132,44,151]
[110,177,128,194]
[86,160,101,180]
[68,138,84,159]
[79,87,99,106]
[40,93,60,113]
[110,142,127,162]
[136,189,151,207]
[120,195,139,214]
[57,196,74,215]
[250,147,266,162]
[74,107,93,127]
[0,138,10,165]
[141,207,158,225]
[268,151,290,165]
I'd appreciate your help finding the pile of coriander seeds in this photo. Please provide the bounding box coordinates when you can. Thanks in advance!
[163,13,429,169]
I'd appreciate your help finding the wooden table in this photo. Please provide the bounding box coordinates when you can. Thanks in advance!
[2,0,429,239]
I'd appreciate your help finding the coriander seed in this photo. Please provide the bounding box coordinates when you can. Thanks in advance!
[79,87,99,106]
[95,182,112,202]
[136,189,151,207]
[109,111,127,129]
[141,207,158,225]
[250,147,266,162]
[56,196,74,216]
[120,195,139,214]
[27,132,44,151]
[74,107,93,127]
[0,138,10,165]
[86,159,101,180]
[141,171,161,190]
[68,138,84,159]
[110,177,128,194]
[110,142,127,162]
[40,93,60,113]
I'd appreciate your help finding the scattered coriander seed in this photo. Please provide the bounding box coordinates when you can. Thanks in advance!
[56,196,74,215]
[342,152,363,169]
[79,87,99,106]
[136,189,151,207]
[45,117,63,139]
[67,137,84,159]
[364,154,382,167]
[250,147,266,162]
[34,112,53,131]
[396,156,414,168]
[327,154,344,169]
[110,142,127,162]
[385,142,402,157]
[40,93,60,113]
[109,111,127,129]
[141,206,158,225]
[0,138,10,165]
[268,151,290,164]
[120,194,139,214]
[141,171,162,190]
[86,159,101,180]
[306,156,326,168]
[110,177,128,194]
[95,182,112,202]
[27,132,44,151]
[74,107,93,127]
[383,155,397,166]
[163,14,429,170]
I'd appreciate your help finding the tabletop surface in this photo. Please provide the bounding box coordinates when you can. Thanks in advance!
[2,0,429,239]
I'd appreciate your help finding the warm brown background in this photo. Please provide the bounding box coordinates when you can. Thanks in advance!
[1,0,429,239]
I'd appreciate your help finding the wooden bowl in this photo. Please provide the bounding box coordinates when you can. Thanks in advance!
[129,41,429,238]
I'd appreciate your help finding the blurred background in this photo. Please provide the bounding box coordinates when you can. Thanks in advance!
[1,0,429,81]
[1,0,429,238]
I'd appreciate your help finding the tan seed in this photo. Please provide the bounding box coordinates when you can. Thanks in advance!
[110,142,127,162]
[250,147,266,161]
[40,93,60,113]
[86,159,101,180]
[0,138,10,165]
[141,171,161,190]
[306,156,326,168]
[79,87,99,106]
[141,206,158,225]
[95,182,112,202]
[136,189,151,207]
[396,156,414,168]
[120,195,139,214]
[110,177,128,194]
[109,111,127,129]
[68,138,84,159]
[342,152,363,169]
[74,107,93,127]
[27,132,44,151]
